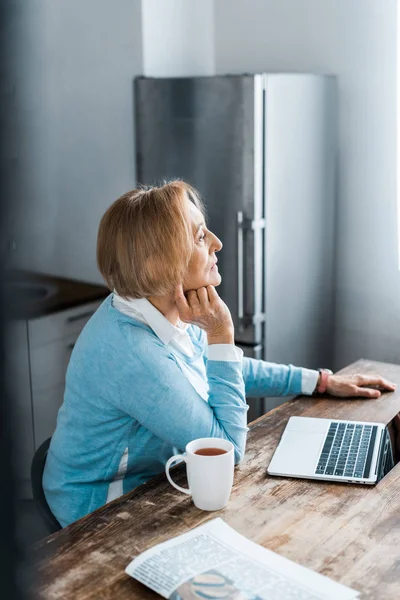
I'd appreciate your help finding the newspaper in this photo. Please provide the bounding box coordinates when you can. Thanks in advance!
[125,518,359,600]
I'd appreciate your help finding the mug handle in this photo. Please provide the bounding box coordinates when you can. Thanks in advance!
[165,454,191,495]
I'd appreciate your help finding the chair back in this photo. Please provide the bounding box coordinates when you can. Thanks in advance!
[31,438,61,533]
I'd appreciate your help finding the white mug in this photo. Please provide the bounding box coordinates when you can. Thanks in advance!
[165,437,234,511]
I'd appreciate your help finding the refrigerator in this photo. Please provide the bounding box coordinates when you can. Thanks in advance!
[135,74,337,421]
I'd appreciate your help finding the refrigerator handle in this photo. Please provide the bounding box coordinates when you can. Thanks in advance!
[237,211,245,327]
[237,212,267,330]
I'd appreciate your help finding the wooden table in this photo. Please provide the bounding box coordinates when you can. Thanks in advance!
[32,359,400,599]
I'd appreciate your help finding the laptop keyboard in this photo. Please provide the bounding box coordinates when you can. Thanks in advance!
[315,422,378,479]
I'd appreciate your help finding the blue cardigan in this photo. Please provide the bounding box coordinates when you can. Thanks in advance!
[43,296,303,527]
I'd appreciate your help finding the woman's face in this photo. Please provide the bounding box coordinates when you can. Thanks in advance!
[183,202,222,291]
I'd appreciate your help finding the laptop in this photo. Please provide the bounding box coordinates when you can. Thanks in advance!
[267,416,394,485]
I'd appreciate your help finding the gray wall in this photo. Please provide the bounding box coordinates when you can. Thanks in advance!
[141,0,214,76]
[11,0,215,284]
[13,0,142,284]
[214,0,400,369]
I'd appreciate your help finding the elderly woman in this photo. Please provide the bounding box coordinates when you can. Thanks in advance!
[43,181,396,527]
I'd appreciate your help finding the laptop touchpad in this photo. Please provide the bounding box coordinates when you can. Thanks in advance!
[269,431,325,475]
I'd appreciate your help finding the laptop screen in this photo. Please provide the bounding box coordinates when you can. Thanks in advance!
[377,421,398,482]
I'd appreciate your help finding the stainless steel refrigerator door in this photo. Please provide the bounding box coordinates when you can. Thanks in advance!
[135,75,265,344]
[263,75,336,368]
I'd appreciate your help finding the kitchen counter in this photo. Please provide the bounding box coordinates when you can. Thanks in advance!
[31,359,400,599]
[5,270,109,319]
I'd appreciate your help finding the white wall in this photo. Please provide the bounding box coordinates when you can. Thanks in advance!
[214,0,400,369]
[141,0,214,76]
[13,0,142,283]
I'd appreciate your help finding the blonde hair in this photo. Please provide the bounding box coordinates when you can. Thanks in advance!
[97,180,204,298]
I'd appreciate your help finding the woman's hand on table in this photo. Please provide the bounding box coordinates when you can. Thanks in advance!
[325,374,397,399]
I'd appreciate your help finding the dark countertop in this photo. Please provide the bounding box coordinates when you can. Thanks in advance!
[5,270,110,320]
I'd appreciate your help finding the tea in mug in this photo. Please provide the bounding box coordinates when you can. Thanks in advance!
[194,448,227,456]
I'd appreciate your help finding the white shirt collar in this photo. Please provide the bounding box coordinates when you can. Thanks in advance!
[112,292,189,347]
